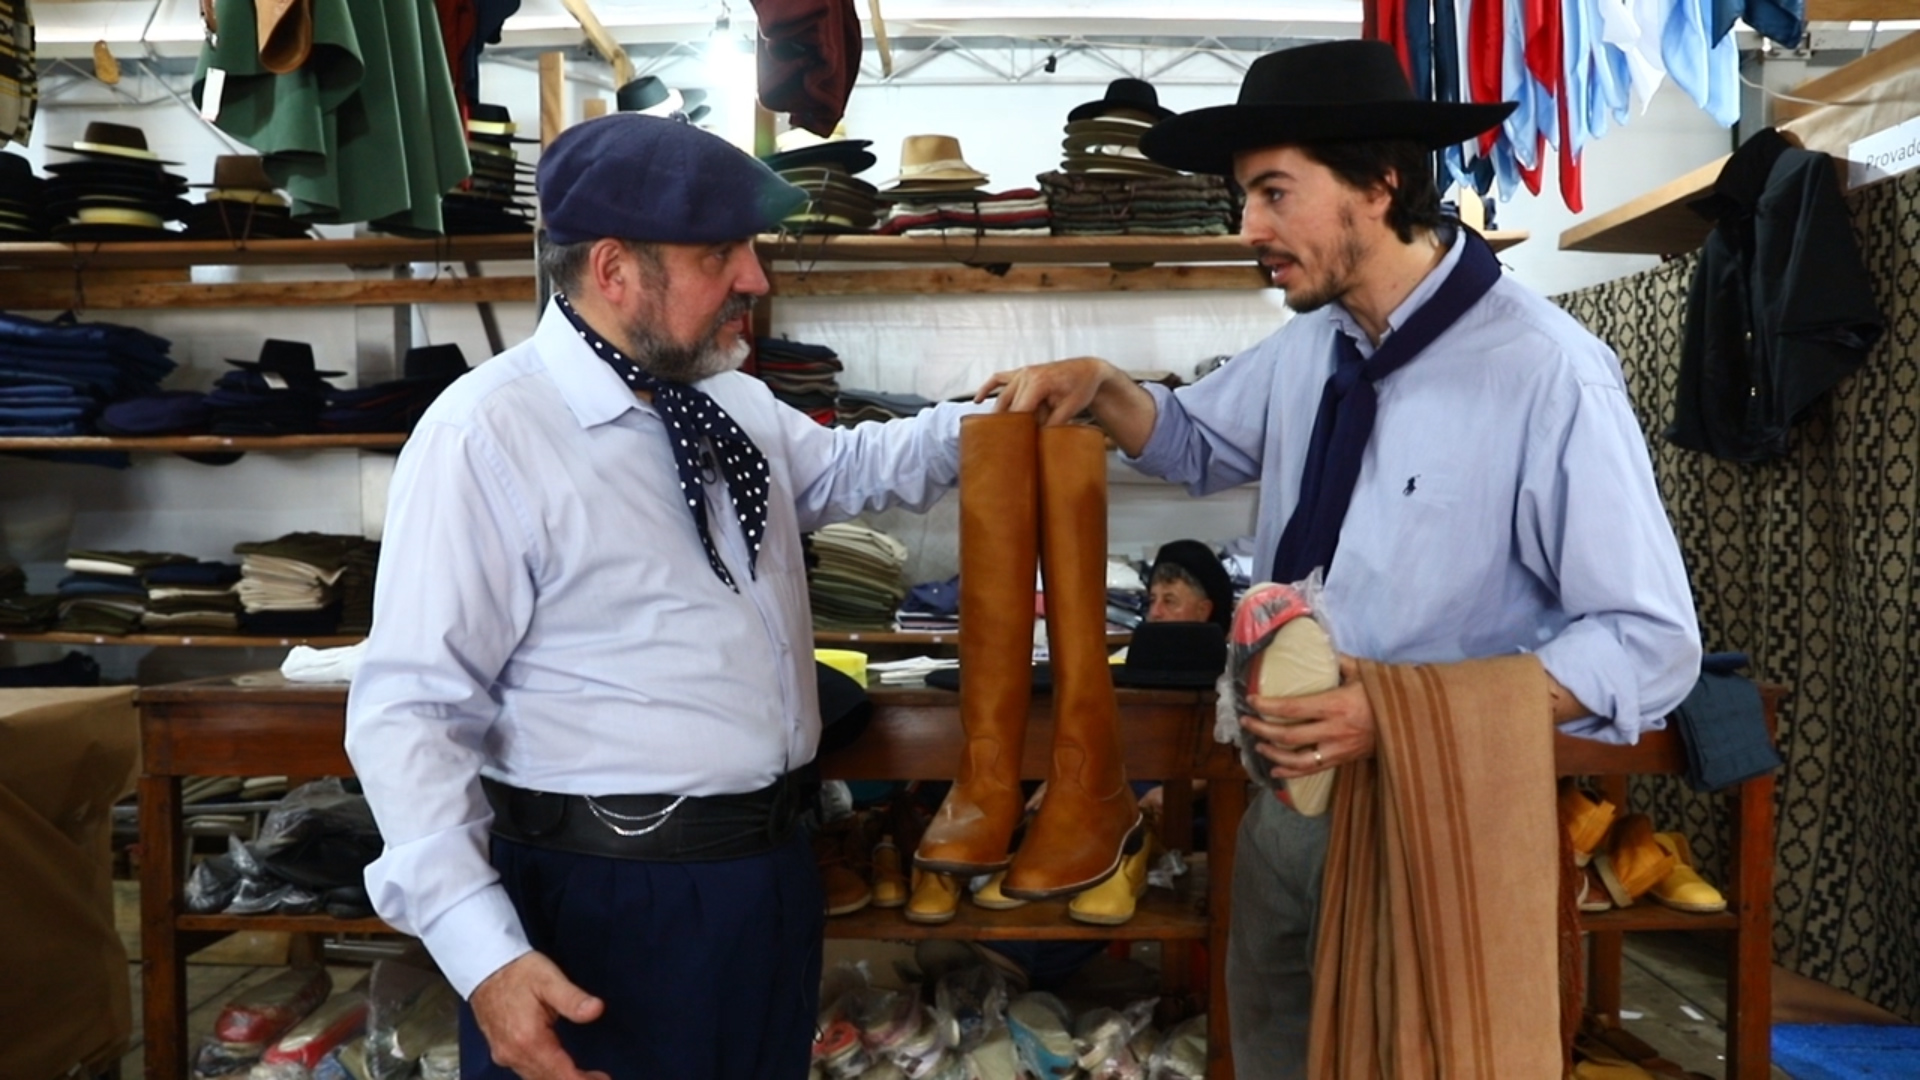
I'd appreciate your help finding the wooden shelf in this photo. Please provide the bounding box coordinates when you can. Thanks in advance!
[0,632,362,648]
[813,630,1130,646]
[825,874,1207,941]
[0,234,536,271]
[0,275,535,311]
[0,434,405,452]
[178,913,392,935]
[1578,906,1740,934]
[758,231,1527,266]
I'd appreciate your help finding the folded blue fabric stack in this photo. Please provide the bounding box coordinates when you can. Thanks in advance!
[0,310,176,436]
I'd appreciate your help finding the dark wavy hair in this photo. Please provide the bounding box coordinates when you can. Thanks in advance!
[1295,138,1445,244]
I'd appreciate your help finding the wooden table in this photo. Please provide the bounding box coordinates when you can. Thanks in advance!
[136,675,1778,1080]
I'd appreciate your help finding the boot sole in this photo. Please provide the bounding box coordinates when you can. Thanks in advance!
[971,895,1029,910]
[826,895,872,917]
[903,907,957,925]
[1001,814,1143,901]
[1067,906,1137,926]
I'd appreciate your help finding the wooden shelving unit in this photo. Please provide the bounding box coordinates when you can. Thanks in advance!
[0,632,362,648]
[0,234,536,271]
[0,434,405,452]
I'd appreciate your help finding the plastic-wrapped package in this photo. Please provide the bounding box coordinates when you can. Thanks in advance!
[1225,575,1342,816]
[255,779,383,892]
[192,967,333,1078]
[418,1039,458,1080]
[1006,992,1077,1079]
[846,984,953,1078]
[1145,1014,1207,1080]
[309,1037,366,1080]
[363,959,457,1080]
[1073,999,1158,1080]
[932,963,1010,1055]
[253,988,369,1079]
[813,963,877,1080]
[184,850,243,914]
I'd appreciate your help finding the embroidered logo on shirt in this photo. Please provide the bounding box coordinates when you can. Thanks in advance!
[1404,475,1419,496]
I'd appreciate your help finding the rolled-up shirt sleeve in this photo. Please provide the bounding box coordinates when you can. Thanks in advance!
[1521,378,1702,744]
[345,419,540,998]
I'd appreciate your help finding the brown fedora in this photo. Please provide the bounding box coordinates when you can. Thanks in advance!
[192,155,277,191]
[47,122,182,166]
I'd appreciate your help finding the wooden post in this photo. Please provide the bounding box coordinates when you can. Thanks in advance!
[540,52,566,147]
[583,97,609,121]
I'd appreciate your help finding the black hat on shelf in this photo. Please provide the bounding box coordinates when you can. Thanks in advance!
[763,138,877,177]
[225,339,345,381]
[468,103,538,145]
[1067,77,1176,123]
[1112,620,1228,689]
[402,343,470,382]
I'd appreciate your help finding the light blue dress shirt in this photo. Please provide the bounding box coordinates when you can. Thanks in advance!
[345,300,978,996]
[1128,232,1701,746]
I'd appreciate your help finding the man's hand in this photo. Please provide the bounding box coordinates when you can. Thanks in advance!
[1241,656,1376,778]
[468,951,610,1080]
[973,358,1156,454]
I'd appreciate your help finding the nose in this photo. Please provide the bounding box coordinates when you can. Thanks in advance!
[732,245,771,297]
[1238,206,1271,248]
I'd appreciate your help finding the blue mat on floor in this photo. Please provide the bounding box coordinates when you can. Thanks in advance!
[1772,1024,1920,1078]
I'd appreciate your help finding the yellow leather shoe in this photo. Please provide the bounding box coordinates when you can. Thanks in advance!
[905,868,961,925]
[1068,817,1159,926]
[1593,813,1677,909]
[870,835,907,909]
[1650,832,1727,913]
[971,870,1028,911]
[1558,779,1620,867]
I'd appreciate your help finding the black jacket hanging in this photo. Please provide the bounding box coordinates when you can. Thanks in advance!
[1667,128,1885,462]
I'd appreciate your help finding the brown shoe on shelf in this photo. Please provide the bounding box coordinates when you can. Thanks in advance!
[1649,832,1727,914]
[906,867,962,924]
[869,835,908,909]
[815,817,873,917]
[970,870,1029,911]
[1593,813,1677,909]
[1558,778,1620,868]
[1577,864,1614,913]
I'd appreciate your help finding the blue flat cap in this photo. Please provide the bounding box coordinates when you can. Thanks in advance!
[537,114,808,245]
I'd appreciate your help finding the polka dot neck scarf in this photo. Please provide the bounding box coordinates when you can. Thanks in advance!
[555,292,767,591]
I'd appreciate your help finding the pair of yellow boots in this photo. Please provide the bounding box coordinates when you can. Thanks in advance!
[1559,780,1726,914]
[906,809,1163,926]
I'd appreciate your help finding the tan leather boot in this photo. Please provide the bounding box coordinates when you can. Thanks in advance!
[915,413,1039,874]
[1003,424,1141,900]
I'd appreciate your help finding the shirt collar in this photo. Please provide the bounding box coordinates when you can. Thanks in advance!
[1328,225,1467,357]
[533,297,647,430]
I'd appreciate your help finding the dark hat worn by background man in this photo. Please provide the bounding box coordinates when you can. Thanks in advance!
[1139,39,1517,176]
[1148,539,1234,631]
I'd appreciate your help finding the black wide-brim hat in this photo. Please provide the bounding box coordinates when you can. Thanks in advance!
[227,339,344,379]
[763,139,877,177]
[1140,40,1517,177]
[1068,77,1174,123]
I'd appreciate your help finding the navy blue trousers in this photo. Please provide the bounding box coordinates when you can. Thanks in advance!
[460,830,824,1080]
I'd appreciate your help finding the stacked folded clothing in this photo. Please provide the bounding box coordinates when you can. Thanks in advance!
[141,560,244,632]
[0,310,176,436]
[56,573,147,635]
[320,344,470,434]
[877,188,1050,237]
[896,576,959,634]
[232,532,379,636]
[336,541,379,634]
[0,561,55,632]
[0,152,49,241]
[205,340,341,436]
[754,337,841,424]
[1038,171,1239,237]
[836,387,933,427]
[807,523,910,632]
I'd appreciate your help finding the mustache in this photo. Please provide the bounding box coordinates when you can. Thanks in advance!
[710,293,754,333]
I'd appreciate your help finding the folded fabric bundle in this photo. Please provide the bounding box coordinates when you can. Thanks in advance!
[807,523,909,632]
[836,387,932,427]
[0,593,59,631]
[755,336,844,425]
[145,560,244,587]
[1672,653,1783,792]
[67,549,196,576]
[0,311,177,440]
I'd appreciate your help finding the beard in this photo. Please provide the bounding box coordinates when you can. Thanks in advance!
[625,292,756,383]
[1263,205,1368,315]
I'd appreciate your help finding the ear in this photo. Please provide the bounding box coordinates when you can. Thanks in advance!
[585,239,638,305]
[1358,167,1399,223]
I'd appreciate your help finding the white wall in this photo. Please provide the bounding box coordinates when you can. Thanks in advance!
[0,41,1737,674]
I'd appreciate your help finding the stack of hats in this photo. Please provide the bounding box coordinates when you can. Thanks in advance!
[762,130,881,234]
[0,310,176,436]
[836,387,932,427]
[320,343,471,433]
[231,532,379,637]
[806,523,910,632]
[180,156,310,241]
[204,340,341,435]
[1039,170,1239,237]
[444,104,535,235]
[1057,79,1180,180]
[0,151,48,240]
[43,122,189,242]
[141,560,244,632]
[753,336,841,424]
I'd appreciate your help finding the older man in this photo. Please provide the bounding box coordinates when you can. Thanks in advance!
[985,39,1700,1076]
[345,115,976,1080]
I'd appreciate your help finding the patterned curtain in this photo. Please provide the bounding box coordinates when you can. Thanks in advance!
[1555,165,1920,1022]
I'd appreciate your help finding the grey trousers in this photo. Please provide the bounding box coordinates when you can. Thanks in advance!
[1225,788,1332,1080]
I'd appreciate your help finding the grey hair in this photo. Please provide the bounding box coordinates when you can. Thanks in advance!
[538,237,666,296]
[1151,561,1206,592]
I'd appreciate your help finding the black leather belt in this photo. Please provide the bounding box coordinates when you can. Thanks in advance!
[481,763,818,863]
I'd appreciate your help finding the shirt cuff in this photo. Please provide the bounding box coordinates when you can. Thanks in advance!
[416,885,534,999]
[1536,621,1659,746]
[1120,382,1183,474]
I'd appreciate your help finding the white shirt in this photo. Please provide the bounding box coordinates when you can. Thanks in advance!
[345,300,977,995]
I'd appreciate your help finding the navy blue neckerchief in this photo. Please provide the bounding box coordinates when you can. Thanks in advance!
[554,292,766,591]
[1270,228,1502,583]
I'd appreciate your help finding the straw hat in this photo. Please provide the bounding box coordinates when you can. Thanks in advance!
[881,135,987,189]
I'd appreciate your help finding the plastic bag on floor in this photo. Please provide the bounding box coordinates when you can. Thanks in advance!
[1074,999,1158,1080]
[813,962,878,1080]
[253,984,369,1080]
[1145,1014,1206,1080]
[933,962,1011,1055]
[364,958,458,1080]
[193,967,332,1079]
